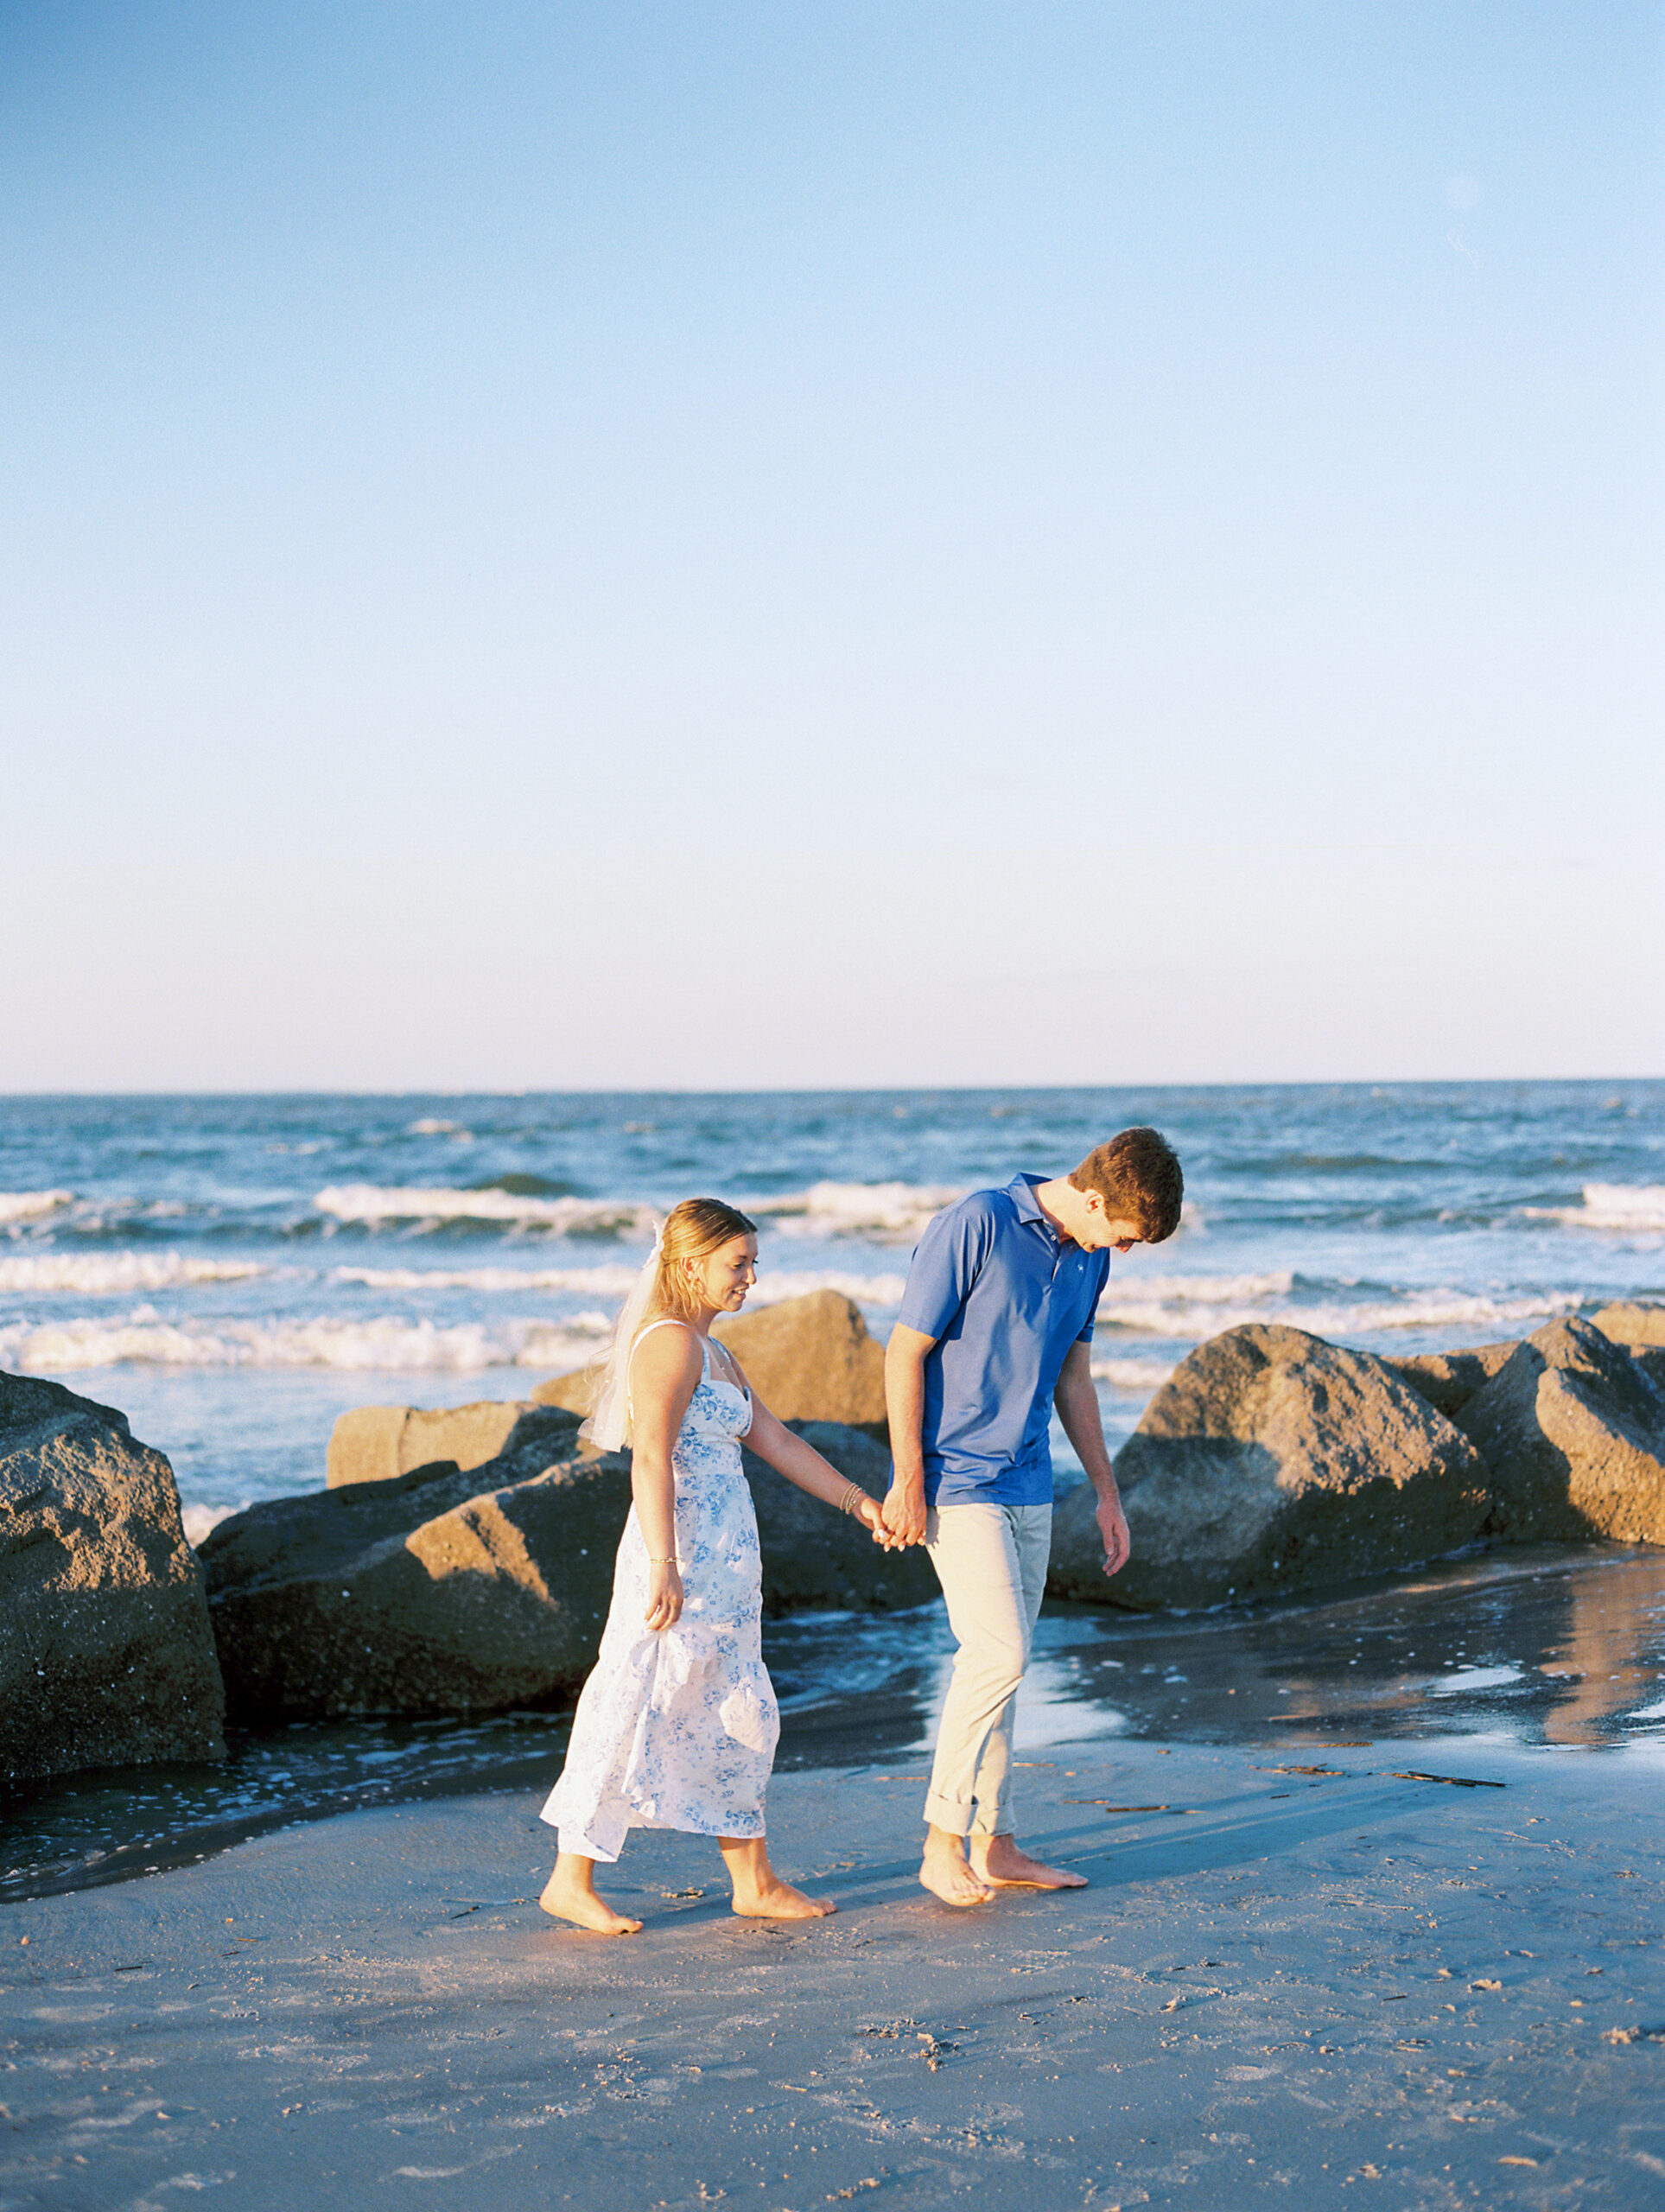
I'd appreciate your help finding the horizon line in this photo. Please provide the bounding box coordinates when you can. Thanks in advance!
[1,1074,1661,1103]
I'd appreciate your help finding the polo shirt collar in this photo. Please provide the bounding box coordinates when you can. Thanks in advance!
[1007,1173,1052,1231]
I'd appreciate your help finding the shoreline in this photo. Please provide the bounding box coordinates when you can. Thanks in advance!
[4,1736,1662,2209]
[9,1540,1663,1913]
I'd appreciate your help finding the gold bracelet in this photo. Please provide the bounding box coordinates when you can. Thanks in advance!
[648,1554,678,1566]
[840,1483,866,1517]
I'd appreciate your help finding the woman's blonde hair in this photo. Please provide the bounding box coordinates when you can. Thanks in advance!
[650,1197,759,1319]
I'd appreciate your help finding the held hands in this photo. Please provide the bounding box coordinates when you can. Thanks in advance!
[1097,1489,1132,1577]
[880,1478,927,1549]
[643,1560,683,1631]
[852,1492,901,1549]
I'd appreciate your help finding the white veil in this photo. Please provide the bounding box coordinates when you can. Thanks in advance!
[580,1220,663,1452]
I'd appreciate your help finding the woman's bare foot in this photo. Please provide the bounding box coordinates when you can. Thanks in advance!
[730,1875,836,1920]
[539,1859,643,1936]
[719,1835,836,1920]
[969,1834,1087,1890]
[919,1829,995,1908]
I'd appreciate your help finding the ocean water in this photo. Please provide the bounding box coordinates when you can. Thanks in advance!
[4,1083,1665,1897]
[3,1081,1663,1536]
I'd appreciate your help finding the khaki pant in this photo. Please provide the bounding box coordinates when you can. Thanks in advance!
[922,1501,1052,1838]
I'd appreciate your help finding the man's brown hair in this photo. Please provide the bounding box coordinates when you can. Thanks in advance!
[1070,1126,1184,1243]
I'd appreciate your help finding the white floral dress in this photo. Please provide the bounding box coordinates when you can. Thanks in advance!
[541,1324,778,1861]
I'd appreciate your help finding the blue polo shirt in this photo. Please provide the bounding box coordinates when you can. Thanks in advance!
[897,1174,1110,1508]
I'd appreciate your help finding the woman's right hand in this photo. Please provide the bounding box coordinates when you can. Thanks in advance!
[643,1560,683,1631]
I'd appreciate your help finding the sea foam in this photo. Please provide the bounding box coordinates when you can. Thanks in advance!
[181,1503,238,1548]
[0,1190,74,1224]
[1090,1357,1179,1391]
[1094,1274,1581,1340]
[1526,1184,1665,1236]
[750,1181,965,1238]
[330,1262,910,1307]
[0,1252,265,1294]
[314,1185,651,1234]
[0,1313,613,1375]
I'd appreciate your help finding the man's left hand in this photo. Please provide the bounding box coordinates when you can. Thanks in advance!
[1096,1489,1131,1576]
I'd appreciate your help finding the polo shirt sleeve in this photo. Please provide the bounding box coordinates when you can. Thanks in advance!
[897,1194,996,1343]
[1077,1248,1112,1343]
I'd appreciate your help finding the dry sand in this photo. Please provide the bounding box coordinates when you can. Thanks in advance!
[3,1737,1662,2211]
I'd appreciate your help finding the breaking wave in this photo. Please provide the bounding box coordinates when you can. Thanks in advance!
[1525,1184,1665,1236]
[1095,1272,1582,1341]
[313,1185,651,1234]
[750,1181,965,1239]
[0,1190,74,1224]
[328,1262,910,1308]
[0,1312,613,1376]
[1090,1357,1179,1391]
[181,1503,238,1548]
[0,1252,266,1294]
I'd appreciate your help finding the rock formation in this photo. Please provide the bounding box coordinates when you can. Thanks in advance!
[1047,1324,1490,1611]
[327,1399,547,1488]
[1,1370,225,1785]
[204,1414,920,1721]
[203,1414,629,1721]
[1383,1342,1519,1426]
[1591,1301,1665,1390]
[1592,1301,1665,1347]
[532,1290,889,1435]
[1457,1316,1665,1545]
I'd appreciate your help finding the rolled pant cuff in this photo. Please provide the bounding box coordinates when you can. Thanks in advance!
[923,1791,975,1835]
[922,1800,1015,1842]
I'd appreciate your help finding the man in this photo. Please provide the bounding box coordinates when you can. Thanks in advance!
[881,1127,1184,1907]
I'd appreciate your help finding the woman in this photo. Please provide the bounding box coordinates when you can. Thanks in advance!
[539,1197,893,1935]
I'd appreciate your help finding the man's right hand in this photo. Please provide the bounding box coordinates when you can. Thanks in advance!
[1096,1488,1132,1577]
[883,1326,935,1550]
[881,1478,928,1548]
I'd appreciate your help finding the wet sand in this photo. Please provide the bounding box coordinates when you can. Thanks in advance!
[4,1736,1663,2210]
[8,1541,1663,1910]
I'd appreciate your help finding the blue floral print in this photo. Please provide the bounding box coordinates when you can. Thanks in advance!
[541,1333,778,1860]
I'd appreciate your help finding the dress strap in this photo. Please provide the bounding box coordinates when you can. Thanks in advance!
[626,1317,696,1415]
[631,1317,692,1357]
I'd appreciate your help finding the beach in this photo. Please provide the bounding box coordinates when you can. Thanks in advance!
[5,1737,1663,2209]
[5,1082,1665,2202]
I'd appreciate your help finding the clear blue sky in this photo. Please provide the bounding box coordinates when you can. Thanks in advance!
[4,3,1661,1090]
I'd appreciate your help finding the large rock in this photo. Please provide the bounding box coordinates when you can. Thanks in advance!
[1458,1317,1665,1544]
[1591,1302,1665,1392]
[1047,1325,1490,1611]
[1384,1342,1519,1425]
[716,1294,889,1432]
[532,1291,889,1435]
[1,1371,225,1785]
[204,1413,921,1721]
[1592,1301,1665,1347]
[203,1408,617,1721]
[327,1399,532,1488]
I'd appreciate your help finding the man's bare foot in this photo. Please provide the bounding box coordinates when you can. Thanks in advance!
[729,1876,836,1920]
[969,1834,1087,1890]
[538,1869,643,1936]
[919,1840,995,1908]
